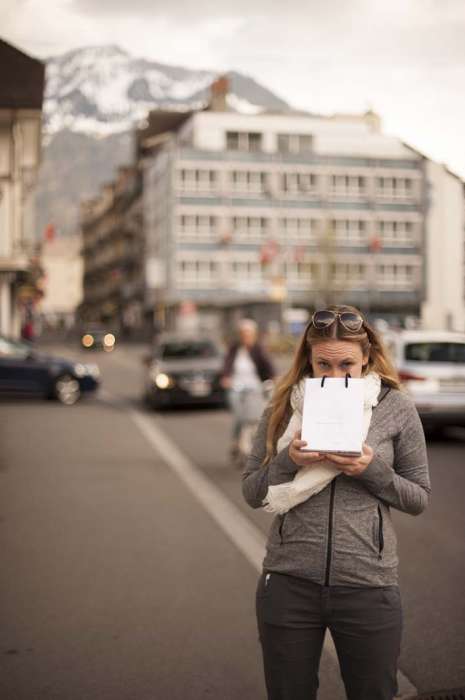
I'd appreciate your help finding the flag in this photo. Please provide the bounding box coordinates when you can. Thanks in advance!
[369,235,382,253]
[260,239,279,265]
[44,224,55,242]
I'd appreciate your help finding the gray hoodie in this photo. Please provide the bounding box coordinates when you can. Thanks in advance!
[242,384,431,587]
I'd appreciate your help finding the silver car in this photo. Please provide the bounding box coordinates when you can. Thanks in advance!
[382,330,465,430]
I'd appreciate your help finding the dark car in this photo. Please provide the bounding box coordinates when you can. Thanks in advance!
[80,325,116,352]
[143,334,226,409]
[0,335,100,405]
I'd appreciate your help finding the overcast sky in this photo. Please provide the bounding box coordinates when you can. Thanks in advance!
[2,0,465,178]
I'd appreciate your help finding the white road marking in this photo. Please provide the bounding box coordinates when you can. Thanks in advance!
[123,398,417,699]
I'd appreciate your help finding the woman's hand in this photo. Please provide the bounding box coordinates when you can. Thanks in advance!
[324,443,374,477]
[288,431,326,468]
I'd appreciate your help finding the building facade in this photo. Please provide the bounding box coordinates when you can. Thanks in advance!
[39,233,83,331]
[80,166,144,335]
[0,40,45,337]
[420,161,465,331]
[142,106,442,332]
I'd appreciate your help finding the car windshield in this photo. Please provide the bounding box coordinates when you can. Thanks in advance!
[0,337,30,359]
[405,342,465,363]
[160,341,218,359]
[83,328,108,335]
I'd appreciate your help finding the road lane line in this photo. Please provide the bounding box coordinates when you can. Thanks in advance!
[129,407,266,569]
[128,404,417,699]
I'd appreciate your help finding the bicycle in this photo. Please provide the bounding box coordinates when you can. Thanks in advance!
[229,380,274,469]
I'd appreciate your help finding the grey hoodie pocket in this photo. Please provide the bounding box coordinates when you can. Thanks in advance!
[256,571,272,599]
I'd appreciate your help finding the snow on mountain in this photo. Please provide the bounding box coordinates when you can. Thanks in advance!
[43,45,288,136]
[226,93,264,115]
[37,45,290,239]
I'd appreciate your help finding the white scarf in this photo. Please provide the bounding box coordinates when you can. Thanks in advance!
[262,372,381,515]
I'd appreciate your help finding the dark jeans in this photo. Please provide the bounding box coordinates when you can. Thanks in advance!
[256,571,402,700]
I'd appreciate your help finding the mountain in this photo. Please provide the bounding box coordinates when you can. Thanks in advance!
[37,129,134,240]
[37,45,290,237]
[43,44,289,135]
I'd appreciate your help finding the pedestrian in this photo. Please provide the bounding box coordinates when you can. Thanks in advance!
[221,319,275,458]
[21,319,35,342]
[242,304,431,700]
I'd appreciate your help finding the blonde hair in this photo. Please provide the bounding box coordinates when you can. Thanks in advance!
[238,318,258,333]
[263,304,400,466]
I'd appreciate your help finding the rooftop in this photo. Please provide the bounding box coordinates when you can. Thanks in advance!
[0,39,45,110]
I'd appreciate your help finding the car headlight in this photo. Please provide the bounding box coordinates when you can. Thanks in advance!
[103,333,115,347]
[82,334,94,348]
[149,368,173,389]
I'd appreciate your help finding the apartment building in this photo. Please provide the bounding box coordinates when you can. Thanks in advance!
[80,166,143,334]
[40,233,83,330]
[142,102,446,332]
[0,40,44,337]
[420,161,465,331]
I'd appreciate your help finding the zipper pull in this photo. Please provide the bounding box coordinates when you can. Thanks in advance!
[265,573,271,587]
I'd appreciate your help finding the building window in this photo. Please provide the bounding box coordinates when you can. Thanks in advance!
[285,260,319,288]
[231,260,262,280]
[232,216,268,240]
[296,262,312,278]
[277,134,313,154]
[378,220,416,246]
[281,172,318,196]
[226,131,262,152]
[230,170,267,194]
[330,262,367,288]
[329,174,367,199]
[376,177,415,201]
[178,169,217,193]
[331,219,367,245]
[376,262,416,288]
[280,217,317,241]
[178,214,217,241]
[177,259,218,287]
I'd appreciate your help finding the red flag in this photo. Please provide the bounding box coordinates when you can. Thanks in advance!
[369,235,382,253]
[260,240,279,265]
[44,224,55,242]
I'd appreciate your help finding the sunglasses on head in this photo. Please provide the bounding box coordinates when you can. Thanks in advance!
[311,309,364,332]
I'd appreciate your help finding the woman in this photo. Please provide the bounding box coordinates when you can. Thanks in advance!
[221,319,275,457]
[242,304,431,700]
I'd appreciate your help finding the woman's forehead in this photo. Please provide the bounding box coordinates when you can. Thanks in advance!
[311,340,363,358]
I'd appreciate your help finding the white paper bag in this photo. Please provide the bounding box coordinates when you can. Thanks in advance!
[301,377,364,456]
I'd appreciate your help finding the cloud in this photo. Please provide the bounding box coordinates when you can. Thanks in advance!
[2,0,465,176]
[70,0,359,23]
[1,0,104,57]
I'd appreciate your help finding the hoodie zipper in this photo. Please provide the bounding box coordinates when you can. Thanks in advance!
[278,514,286,544]
[377,504,384,559]
[324,479,336,586]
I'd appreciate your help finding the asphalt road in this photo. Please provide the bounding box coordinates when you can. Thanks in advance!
[1,342,464,699]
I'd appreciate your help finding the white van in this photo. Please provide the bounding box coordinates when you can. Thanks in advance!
[381,330,465,430]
